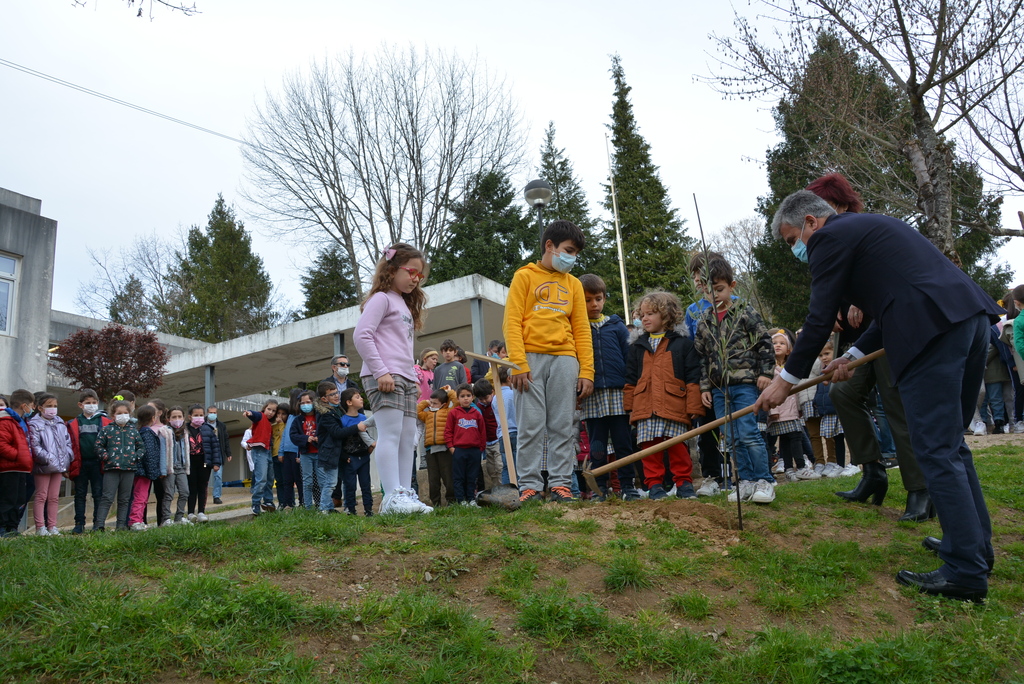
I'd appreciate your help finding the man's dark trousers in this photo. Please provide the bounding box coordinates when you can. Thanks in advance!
[897,313,992,588]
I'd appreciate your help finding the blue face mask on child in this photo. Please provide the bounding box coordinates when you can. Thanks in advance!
[552,251,577,273]
[301,404,313,414]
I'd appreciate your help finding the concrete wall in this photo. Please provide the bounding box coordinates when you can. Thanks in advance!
[0,188,57,394]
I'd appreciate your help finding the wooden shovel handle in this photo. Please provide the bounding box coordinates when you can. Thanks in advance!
[585,349,886,479]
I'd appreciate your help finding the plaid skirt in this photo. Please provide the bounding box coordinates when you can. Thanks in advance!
[581,388,626,420]
[635,416,689,443]
[801,400,819,419]
[820,414,844,438]
[363,373,418,417]
[767,418,803,436]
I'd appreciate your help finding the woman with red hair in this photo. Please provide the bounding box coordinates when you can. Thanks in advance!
[806,173,864,214]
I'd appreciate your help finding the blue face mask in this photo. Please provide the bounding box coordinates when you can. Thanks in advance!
[301,404,313,414]
[552,251,577,273]
[791,225,809,263]
[633,318,642,328]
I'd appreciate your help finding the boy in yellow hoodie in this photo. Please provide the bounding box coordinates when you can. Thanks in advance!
[502,220,595,502]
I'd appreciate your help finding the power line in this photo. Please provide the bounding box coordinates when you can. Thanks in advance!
[0,56,247,145]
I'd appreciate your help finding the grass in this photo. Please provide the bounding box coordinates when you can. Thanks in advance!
[0,446,1021,682]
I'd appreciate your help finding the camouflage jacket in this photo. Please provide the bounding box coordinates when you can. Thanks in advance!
[694,304,774,392]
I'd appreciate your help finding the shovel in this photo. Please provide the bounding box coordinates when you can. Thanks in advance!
[465,351,523,511]
[581,349,886,494]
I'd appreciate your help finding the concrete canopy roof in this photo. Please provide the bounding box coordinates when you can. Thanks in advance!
[156,274,509,405]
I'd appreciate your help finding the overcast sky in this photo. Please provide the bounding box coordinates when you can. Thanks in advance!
[1,0,1020,317]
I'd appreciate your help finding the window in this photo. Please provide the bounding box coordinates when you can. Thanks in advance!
[0,253,17,336]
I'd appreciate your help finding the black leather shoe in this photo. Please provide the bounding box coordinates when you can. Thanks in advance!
[896,569,986,603]
[898,489,936,522]
[836,460,888,505]
[922,536,994,574]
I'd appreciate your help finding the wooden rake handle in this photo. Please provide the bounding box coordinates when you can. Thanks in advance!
[584,349,886,481]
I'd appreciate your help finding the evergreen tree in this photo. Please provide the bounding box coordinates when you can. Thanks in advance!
[108,274,154,329]
[755,34,1011,330]
[159,195,280,342]
[297,244,361,319]
[430,170,535,287]
[604,56,697,311]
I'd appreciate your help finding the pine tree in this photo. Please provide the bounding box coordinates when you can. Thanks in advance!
[297,244,361,319]
[430,170,535,286]
[604,56,696,312]
[159,195,280,342]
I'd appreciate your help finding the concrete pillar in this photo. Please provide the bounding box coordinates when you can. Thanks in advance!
[204,365,216,408]
[470,297,485,355]
[334,332,345,358]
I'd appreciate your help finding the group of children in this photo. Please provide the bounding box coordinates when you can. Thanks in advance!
[0,388,222,537]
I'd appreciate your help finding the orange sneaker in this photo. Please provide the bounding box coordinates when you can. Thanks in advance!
[519,488,541,503]
[548,486,576,503]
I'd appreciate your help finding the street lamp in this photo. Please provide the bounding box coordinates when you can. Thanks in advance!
[524,179,552,249]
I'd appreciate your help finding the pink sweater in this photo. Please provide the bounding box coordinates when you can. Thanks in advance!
[355,291,416,381]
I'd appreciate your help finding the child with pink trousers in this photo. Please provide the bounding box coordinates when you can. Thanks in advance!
[28,393,74,535]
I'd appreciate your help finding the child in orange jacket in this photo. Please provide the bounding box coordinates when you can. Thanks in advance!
[417,388,457,507]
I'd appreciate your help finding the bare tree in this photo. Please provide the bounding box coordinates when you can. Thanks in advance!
[76,234,178,327]
[705,0,1024,262]
[241,44,527,295]
[710,217,771,318]
[71,0,199,18]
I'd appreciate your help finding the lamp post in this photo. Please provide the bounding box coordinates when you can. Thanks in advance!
[523,179,552,250]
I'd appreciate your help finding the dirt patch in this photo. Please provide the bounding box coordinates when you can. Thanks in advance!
[560,499,742,549]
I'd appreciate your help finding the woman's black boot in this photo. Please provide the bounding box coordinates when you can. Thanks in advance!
[835,460,888,506]
[898,488,936,522]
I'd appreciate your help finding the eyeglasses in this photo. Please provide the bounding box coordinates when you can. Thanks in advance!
[334,362,350,367]
[399,266,427,282]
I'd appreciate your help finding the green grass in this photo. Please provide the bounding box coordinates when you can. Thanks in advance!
[0,445,1021,682]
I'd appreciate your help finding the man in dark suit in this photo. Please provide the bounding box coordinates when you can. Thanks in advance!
[754,190,1001,602]
[323,355,362,397]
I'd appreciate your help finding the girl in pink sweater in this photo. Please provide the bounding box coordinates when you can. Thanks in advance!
[354,243,433,515]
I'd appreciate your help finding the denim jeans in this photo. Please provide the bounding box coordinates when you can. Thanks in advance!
[211,466,223,499]
[499,431,518,485]
[984,382,1007,425]
[249,447,274,510]
[452,447,481,502]
[711,385,773,482]
[871,389,897,453]
[300,453,319,509]
[318,464,339,511]
[343,454,373,513]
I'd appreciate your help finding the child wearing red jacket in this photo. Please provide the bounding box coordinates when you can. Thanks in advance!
[0,390,35,538]
[443,384,487,505]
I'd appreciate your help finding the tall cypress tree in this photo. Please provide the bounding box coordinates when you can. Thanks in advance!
[430,170,535,286]
[297,244,361,319]
[160,195,280,342]
[604,55,696,311]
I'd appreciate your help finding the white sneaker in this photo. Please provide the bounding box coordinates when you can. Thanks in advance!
[160,520,174,527]
[751,479,776,503]
[842,463,860,476]
[196,513,208,523]
[813,463,826,476]
[795,466,821,480]
[972,420,987,436]
[1014,421,1024,434]
[772,460,785,474]
[36,527,49,536]
[177,517,193,526]
[384,487,434,514]
[696,479,721,497]
[130,522,148,532]
[727,480,755,502]
[826,463,844,478]
[784,468,800,482]
[48,526,62,536]
[187,513,198,522]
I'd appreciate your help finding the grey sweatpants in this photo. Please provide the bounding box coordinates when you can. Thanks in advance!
[162,472,190,522]
[95,471,135,530]
[513,353,579,491]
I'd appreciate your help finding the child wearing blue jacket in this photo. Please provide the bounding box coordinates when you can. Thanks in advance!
[278,396,302,509]
[340,388,375,516]
[579,274,639,501]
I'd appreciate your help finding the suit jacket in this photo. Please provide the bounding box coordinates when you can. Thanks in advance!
[785,212,1002,382]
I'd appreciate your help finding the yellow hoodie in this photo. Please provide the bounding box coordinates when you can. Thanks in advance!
[502,262,595,380]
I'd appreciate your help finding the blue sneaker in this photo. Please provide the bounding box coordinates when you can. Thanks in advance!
[676,482,697,499]
[648,484,668,500]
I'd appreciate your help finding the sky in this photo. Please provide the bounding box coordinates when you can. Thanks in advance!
[1,0,1021,317]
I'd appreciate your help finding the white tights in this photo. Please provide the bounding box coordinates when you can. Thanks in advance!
[373,407,417,493]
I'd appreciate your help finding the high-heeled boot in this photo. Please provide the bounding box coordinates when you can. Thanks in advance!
[898,488,936,522]
[835,460,888,505]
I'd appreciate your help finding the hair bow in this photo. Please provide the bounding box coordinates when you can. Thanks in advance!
[113,395,125,401]
[384,247,397,261]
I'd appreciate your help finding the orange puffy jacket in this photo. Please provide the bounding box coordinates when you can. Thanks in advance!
[624,330,704,426]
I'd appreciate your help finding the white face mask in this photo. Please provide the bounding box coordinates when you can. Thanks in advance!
[82,403,99,415]
[114,414,131,426]
[335,367,350,378]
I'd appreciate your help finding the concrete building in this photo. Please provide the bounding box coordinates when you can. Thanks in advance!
[0,188,58,394]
